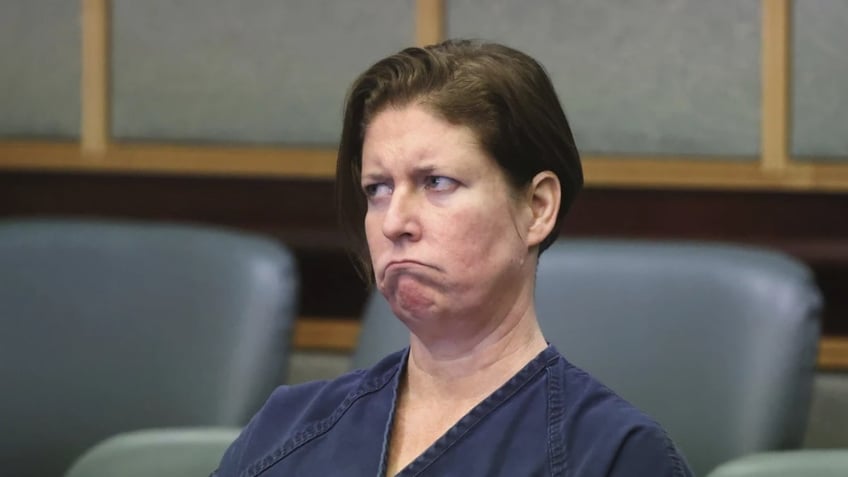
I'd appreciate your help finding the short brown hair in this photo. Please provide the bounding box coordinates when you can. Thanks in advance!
[336,39,583,280]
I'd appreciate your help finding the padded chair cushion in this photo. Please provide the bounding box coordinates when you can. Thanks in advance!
[705,450,848,477]
[0,219,297,477]
[64,428,241,477]
[534,241,821,475]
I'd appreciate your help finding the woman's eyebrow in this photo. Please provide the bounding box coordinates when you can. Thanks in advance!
[360,171,390,183]
[411,164,438,176]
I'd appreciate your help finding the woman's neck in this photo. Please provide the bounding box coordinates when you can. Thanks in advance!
[403,308,548,404]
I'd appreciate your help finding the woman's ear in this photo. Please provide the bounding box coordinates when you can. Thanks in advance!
[524,171,561,248]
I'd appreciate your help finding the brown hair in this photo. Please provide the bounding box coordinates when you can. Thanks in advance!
[336,39,583,281]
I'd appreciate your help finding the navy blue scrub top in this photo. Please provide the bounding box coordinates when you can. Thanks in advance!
[213,345,693,477]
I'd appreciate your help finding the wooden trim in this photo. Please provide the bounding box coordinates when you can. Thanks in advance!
[293,318,361,352]
[81,0,110,155]
[15,158,833,197]
[809,162,848,190]
[0,142,336,178]
[4,143,848,190]
[761,0,792,172]
[292,319,848,370]
[818,337,848,370]
[0,142,82,167]
[580,155,848,192]
[415,0,444,46]
[105,143,337,178]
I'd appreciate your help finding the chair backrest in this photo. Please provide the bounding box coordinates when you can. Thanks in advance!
[63,428,241,477]
[351,239,822,476]
[0,219,298,477]
[705,450,848,477]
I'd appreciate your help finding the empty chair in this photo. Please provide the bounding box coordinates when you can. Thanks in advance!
[351,239,822,476]
[64,428,241,477]
[705,449,848,477]
[0,219,298,477]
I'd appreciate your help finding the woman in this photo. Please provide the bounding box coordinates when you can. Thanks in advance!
[214,40,693,477]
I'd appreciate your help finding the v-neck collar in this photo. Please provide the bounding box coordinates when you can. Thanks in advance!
[379,345,559,477]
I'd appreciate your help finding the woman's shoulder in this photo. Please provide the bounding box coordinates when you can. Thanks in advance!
[547,353,693,476]
[214,349,406,474]
[551,354,661,429]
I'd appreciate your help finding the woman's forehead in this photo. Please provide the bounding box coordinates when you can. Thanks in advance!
[362,106,484,165]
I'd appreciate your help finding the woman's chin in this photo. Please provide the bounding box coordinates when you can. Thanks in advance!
[383,274,442,321]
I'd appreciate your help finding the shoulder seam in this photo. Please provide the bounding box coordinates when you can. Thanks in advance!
[240,370,398,477]
[547,357,567,477]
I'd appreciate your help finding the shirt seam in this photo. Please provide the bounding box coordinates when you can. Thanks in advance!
[547,360,566,477]
[240,365,402,477]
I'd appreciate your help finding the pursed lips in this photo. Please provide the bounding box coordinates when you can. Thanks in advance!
[381,259,436,278]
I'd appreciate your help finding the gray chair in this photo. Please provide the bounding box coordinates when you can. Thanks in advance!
[705,450,848,477]
[351,240,822,476]
[0,219,298,477]
[64,428,241,477]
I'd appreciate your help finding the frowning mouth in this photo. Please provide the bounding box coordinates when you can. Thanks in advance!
[384,260,433,271]
[380,260,442,287]
[381,260,441,280]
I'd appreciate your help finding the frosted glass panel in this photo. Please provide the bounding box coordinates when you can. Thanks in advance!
[792,0,848,160]
[112,0,413,145]
[447,0,761,157]
[0,0,80,139]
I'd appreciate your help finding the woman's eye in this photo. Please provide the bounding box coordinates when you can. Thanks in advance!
[424,176,458,192]
[363,183,392,198]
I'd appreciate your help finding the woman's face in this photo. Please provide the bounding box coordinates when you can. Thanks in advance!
[361,103,537,328]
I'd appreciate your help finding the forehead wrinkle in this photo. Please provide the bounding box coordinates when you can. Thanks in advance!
[363,140,439,176]
[362,105,486,177]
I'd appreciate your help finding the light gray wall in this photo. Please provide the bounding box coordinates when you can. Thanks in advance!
[447,0,762,157]
[111,0,414,145]
[792,0,848,159]
[0,0,80,139]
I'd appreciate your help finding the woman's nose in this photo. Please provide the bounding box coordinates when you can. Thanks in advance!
[382,190,421,242]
